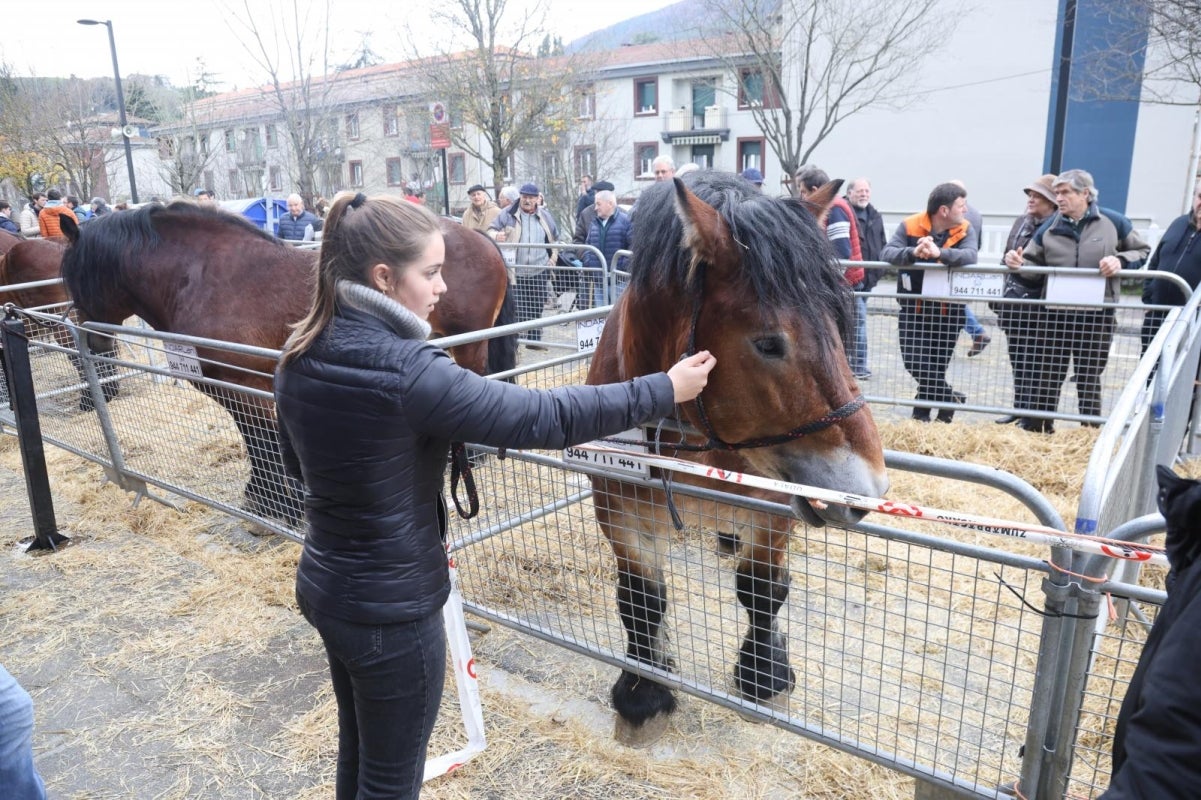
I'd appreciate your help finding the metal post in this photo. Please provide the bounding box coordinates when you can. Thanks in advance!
[1,311,68,552]
[79,19,138,203]
[440,148,451,217]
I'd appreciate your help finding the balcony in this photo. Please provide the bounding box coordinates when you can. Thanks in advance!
[235,141,265,167]
[660,105,730,145]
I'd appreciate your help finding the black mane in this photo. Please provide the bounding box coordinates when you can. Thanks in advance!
[628,171,853,344]
[61,201,286,320]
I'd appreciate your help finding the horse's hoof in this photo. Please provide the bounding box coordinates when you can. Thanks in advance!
[614,710,671,747]
[735,635,795,701]
[610,669,677,731]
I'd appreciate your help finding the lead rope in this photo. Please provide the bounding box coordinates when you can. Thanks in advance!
[449,442,479,519]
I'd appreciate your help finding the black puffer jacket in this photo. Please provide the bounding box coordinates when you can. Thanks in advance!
[275,287,674,624]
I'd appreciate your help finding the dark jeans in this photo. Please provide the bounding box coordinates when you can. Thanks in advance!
[996,298,1051,413]
[1036,307,1116,418]
[513,273,545,341]
[898,299,965,419]
[298,593,447,800]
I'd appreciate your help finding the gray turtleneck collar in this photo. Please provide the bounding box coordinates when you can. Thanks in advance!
[336,280,431,341]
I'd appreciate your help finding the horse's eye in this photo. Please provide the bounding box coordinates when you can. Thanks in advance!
[753,336,786,358]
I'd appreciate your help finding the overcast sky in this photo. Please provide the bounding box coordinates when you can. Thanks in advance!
[1,0,680,89]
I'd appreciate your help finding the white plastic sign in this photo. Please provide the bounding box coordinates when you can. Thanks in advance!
[163,342,203,379]
[564,427,649,477]
[576,317,605,353]
[919,268,1003,299]
[1045,272,1106,305]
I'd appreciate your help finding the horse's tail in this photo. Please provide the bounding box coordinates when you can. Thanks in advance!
[487,281,518,379]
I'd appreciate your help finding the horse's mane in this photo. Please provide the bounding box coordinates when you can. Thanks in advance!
[62,201,287,319]
[628,171,853,345]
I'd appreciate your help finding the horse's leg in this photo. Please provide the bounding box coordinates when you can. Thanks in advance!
[73,330,120,412]
[446,342,488,376]
[733,520,796,702]
[215,395,304,527]
[595,479,678,744]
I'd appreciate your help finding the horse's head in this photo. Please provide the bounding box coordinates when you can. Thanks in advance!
[623,171,888,527]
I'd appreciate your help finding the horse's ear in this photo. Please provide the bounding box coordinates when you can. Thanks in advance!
[797,179,845,226]
[60,214,80,245]
[672,178,739,284]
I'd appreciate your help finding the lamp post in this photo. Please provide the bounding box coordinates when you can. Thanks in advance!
[77,19,138,203]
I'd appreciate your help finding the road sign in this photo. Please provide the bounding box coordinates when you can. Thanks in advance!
[429,123,451,150]
[430,102,448,124]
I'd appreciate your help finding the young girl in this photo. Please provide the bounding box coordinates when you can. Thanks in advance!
[274,192,714,799]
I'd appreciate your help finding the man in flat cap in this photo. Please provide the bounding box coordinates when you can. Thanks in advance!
[462,184,500,232]
[489,182,559,347]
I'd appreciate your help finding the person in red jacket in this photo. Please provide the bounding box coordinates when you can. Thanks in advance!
[795,165,869,378]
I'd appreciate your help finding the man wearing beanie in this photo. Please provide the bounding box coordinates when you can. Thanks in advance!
[489,182,559,346]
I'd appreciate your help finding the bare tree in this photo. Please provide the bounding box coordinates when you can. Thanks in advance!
[404,0,587,199]
[692,0,954,190]
[227,0,341,206]
[0,68,60,201]
[1073,0,1201,105]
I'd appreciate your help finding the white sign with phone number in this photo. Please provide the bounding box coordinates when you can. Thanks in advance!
[576,317,605,353]
[920,268,1005,299]
[164,342,203,378]
[563,428,649,477]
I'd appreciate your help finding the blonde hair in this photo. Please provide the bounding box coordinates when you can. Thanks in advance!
[280,191,441,364]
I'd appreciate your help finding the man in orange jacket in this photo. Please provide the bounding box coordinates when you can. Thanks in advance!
[37,189,78,238]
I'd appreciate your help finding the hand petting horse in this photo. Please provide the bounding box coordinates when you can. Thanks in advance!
[587,171,889,744]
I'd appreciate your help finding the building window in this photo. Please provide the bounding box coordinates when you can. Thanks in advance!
[735,138,763,176]
[349,160,364,187]
[264,124,277,148]
[503,153,514,183]
[386,157,404,186]
[203,170,214,192]
[634,142,658,180]
[268,166,282,191]
[246,169,264,193]
[383,104,399,137]
[224,129,235,152]
[542,151,562,182]
[634,78,658,115]
[199,132,209,156]
[227,169,240,195]
[691,144,714,170]
[738,67,780,110]
[449,153,466,184]
[346,112,360,141]
[577,85,596,119]
[574,145,596,181]
[157,137,174,159]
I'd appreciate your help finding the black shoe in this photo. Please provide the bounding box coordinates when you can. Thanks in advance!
[1016,418,1053,434]
[935,410,955,423]
[995,415,1020,425]
[911,408,932,423]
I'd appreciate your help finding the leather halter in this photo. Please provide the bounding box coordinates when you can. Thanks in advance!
[678,260,866,452]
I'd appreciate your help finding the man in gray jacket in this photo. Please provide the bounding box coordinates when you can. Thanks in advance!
[1017,168,1149,426]
[489,182,559,346]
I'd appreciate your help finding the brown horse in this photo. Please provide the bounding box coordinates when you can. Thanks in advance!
[59,202,515,525]
[587,173,889,744]
[0,237,69,309]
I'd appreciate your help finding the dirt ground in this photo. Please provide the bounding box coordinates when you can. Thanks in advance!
[0,434,915,800]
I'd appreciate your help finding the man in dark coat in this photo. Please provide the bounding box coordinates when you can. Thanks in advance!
[582,187,632,308]
[279,193,321,242]
[1140,184,1201,353]
[846,177,887,289]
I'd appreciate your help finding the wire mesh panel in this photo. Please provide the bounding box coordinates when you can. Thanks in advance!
[859,277,1151,428]
[1066,588,1163,799]
[446,352,1054,795]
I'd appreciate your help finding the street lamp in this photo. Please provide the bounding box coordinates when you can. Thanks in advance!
[77,19,139,204]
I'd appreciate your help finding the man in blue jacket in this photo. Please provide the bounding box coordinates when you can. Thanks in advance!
[582,188,632,308]
[279,193,321,242]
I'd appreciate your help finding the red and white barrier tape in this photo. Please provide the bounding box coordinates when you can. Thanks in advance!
[577,444,1168,569]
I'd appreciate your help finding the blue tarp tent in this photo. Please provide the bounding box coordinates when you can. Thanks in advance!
[219,198,288,236]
